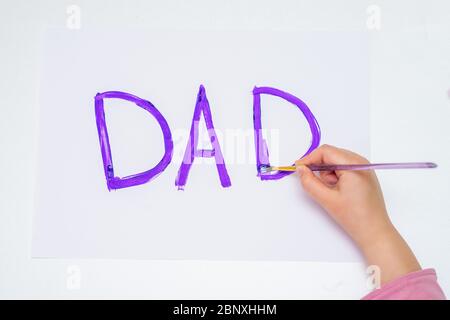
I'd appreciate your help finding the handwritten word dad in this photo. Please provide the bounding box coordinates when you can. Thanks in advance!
[94,85,321,190]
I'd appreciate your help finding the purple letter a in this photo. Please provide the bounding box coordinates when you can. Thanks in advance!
[175,85,231,190]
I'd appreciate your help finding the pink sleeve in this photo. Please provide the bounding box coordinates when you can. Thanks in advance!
[362,268,446,300]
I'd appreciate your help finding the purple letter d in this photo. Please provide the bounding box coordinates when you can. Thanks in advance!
[95,91,173,190]
[253,86,321,180]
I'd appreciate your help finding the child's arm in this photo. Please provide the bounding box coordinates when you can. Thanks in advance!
[295,144,446,299]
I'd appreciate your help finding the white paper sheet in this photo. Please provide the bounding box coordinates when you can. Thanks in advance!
[32,29,369,261]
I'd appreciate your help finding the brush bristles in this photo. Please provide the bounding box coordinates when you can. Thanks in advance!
[258,165,273,174]
[259,165,297,173]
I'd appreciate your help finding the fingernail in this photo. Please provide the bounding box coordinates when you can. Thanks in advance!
[296,165,305,176]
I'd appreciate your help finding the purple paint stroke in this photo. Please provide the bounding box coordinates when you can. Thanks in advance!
[175,85,231,190]
[253,86,321,180]
[95,91,173,190]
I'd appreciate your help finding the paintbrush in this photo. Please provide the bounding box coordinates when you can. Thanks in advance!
[259,162,437,173]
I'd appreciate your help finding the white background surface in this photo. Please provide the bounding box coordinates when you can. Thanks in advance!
[1,0,449,299]
[32,29,368,262]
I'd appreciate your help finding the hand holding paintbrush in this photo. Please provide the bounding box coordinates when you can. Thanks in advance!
[260,162,436,174]
[285,144,437,289]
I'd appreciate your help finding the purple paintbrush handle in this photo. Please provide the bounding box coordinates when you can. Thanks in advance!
[307,162,437,171]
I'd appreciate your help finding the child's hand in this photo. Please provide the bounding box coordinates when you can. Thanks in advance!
[295,144,391,248]
[295,144,421,284]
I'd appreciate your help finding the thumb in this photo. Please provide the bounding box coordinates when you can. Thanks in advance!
[296,165,334,205]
